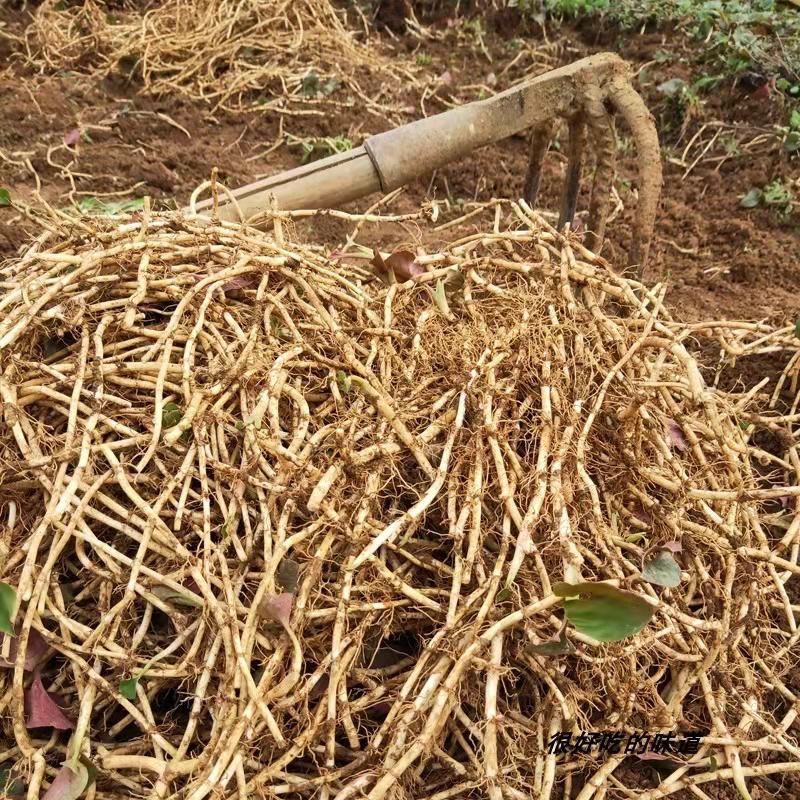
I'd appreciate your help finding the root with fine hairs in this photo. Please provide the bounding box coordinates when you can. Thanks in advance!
[0,202,798,800]
[15,0,406,114]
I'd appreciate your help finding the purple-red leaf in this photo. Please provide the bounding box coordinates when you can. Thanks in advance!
[64,129,81,147]
[222,275,254,292]
[630,501,653,526]
[42,763,89,800]
[636,751,679,762]
[635,750,686,767]
[25,671,73,730]
[370,250,389,276]
[385,250,425,281]
[259,592,293,629]
[0,628,48,671]
[666,419,688,452]
[750,81,772,101]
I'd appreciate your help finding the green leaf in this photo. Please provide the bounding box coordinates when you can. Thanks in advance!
[528,629,576,656]
[0,583,16,637]
[322,78,340,96]
[432,279,449,315]
[0,765,25,796]
[77,196,144,216]
[495,587,511,603]
[708,755,718,772]
[693,74,721,92]
[763,180,791,206]
[83,762,97,789]
[795,318,800,340]
[302,72,321,97]
[119,677,138,700]
[348,376,370,395]
[642,549,681,588]
[277,558,300,594]
[552,581,654,643]
[657,77,686,97]
[0,189,10,207]
[785,131,800,153]
[624,532,648,544]
[335,370,351,395]
[269,316,291,341]
[117,54,139,76]
[739,188,762,209]
[151,586,203,608]
[161,401,182,429]
[299,141,315,164]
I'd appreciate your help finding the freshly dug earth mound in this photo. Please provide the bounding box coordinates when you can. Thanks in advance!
[0,204,798,799]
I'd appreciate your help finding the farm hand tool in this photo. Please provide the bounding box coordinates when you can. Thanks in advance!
[190,52,662,274]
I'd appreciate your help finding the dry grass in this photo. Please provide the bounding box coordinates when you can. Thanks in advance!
[0,202,798,800]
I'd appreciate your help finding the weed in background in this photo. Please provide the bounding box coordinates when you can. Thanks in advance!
[287,134,354,164]
[740,179,797,219]
[541,0,800,87]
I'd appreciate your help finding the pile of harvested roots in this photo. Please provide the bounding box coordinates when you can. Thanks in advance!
[16,0,402,112]
[1,203,798,800]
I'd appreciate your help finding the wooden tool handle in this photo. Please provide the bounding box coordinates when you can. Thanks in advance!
[188,53,627,222]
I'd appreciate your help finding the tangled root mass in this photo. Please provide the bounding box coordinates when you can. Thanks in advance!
[0,204,797,800]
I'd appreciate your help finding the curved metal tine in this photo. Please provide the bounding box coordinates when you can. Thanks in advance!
[557,115,588,231]
[584,87,617,254]
[523,120,556,207]
[609,78,663,279]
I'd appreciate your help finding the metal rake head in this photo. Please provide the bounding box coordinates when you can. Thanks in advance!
[520,53,663,276]
[190,53,662,277]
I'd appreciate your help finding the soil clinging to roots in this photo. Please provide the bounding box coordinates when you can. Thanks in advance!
[0,203,798,799]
